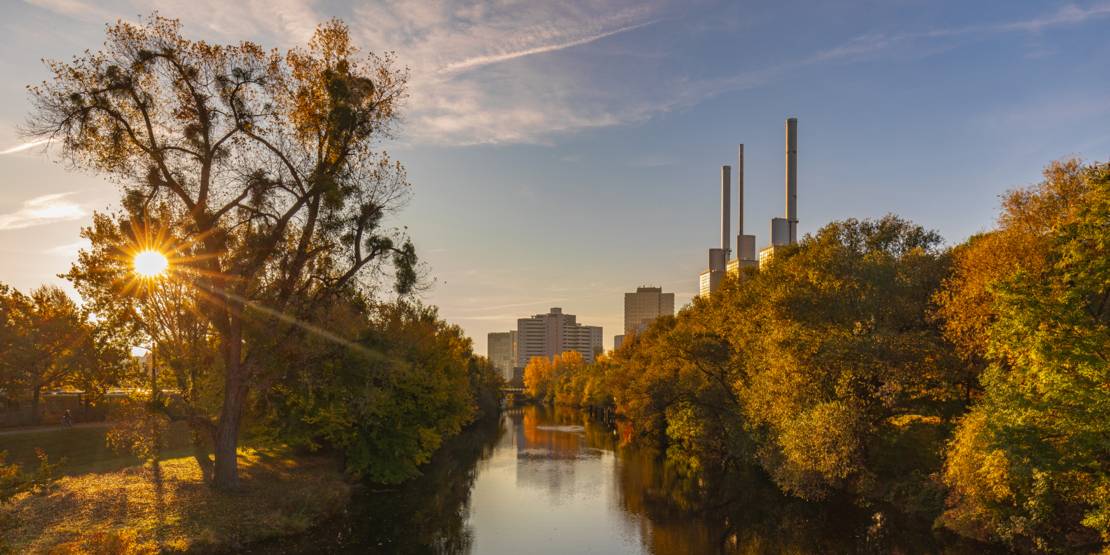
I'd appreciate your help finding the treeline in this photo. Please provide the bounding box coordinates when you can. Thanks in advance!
[254,298,504,483]
[523,159,1109,552]
[0,272,503,485]
[0,285,128,425]
[3,15,503,489]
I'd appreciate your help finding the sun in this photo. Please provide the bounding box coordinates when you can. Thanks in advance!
[133,250,169,277]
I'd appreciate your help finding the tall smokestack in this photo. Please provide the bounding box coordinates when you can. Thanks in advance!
[786,117,798,244]
[737,144,744,235]
[721,165,731,259]
[736,144,756,265]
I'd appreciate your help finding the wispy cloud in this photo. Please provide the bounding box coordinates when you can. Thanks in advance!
[24,0,320,43]
[0,138,50,155]
[23,0,101,17]
[46,238,90,256]
[367,0,1110,146]
[0,193,85,231]
[814,2,1110,62]
[459,298,568,311]
[965,2,1110,34]
[21,0,1110,147]
[352,1,671,145]
[438,18,661,75]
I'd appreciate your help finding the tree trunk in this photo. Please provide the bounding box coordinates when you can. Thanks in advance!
[30,384,41,426]
[212,376,246,489]
[212,327,246,490]
[192,430,214,483]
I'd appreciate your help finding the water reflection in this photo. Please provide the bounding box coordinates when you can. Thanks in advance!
[262,406,994,554]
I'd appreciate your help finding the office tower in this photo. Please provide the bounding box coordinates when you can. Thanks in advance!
[487,331,517,381]
[624,286,674,336]
[516,308,603,366]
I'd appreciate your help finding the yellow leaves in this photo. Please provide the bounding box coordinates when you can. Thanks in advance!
[778,401,861,481]
[943,409,1013,505]
[886,414,942,428]
[523,356,553,399]
[523,351,589,401]
[0,450,349,553]
[307,19,359,63]
[934,157,1096,363]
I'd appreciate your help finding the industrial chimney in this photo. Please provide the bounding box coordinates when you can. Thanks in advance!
[785,117,798,244]
[721,165,731,259]
[737,145,744,235]
[736,144,756,264]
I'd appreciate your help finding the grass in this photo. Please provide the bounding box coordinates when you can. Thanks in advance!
[0,423,194,476]
[0,448,350,554]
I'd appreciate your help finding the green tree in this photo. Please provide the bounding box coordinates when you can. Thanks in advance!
[932,159,1090,400]
[731,216,960,503]
[941,161,1109,551]
[260,300,490,483]
[0,286,120,425]
[0,284,24,408]
[606,216,962,511]
[66,210,222,478]
[27,16,416,489]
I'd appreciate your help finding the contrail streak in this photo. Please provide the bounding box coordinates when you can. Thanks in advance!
[0,139,50,155]
[438,19,661,75]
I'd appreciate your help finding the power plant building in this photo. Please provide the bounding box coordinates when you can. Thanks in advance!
[700,117,800,295]
[487,331,517,381]
[516,308,603,366]
[759,117,799,268]
[728,142,758,277]
[699,165,734,297]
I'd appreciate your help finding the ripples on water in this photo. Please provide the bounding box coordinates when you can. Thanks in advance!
[256,406,997,554]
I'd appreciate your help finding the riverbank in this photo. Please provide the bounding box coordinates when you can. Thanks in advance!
[0,448,349,553]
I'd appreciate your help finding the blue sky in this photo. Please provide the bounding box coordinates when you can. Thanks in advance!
[1,0,1108,354]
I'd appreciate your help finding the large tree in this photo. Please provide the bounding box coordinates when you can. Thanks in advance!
[27,16,416,489]
[0,285,118,425]
[66,209,222,478]
[931,159,1090,398]
[940,161,1109,550]
[260,300,490,484]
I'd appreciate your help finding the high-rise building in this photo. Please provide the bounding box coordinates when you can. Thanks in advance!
[487,331,517,381]
[614,335,625,350]
[624,286,674,336]
[516,308,603,366]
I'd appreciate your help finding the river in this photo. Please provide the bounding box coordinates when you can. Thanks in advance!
[265,405,994,554]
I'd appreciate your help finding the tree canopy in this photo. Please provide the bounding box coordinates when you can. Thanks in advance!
[27,15,417,488]
[940,161,1110,550]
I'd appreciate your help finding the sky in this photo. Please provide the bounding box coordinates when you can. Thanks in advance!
[1,0,1108,356]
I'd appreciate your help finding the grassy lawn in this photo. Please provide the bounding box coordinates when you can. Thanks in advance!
[0,423,194,476]
[1,448,350,554]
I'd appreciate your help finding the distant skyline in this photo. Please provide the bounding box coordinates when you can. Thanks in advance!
[1,0,1109,355]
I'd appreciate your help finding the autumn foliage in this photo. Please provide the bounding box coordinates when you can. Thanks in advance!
[533,159,1109,552]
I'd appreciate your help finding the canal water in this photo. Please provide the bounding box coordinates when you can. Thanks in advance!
[267,406,991,554]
